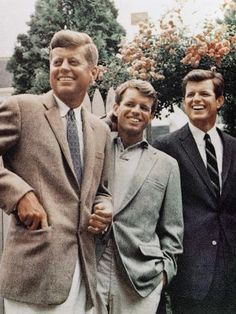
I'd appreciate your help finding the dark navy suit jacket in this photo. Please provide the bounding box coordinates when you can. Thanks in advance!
[153,123,236,300]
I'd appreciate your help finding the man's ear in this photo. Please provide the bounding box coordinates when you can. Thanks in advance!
[151,112,155,120]
[90,66,98,84]
[113,103,119,117]
[217,95,224,110]
[147,112,155,124]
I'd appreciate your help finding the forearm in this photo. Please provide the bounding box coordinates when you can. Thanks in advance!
[0,97,33,214]
[0,164,34,214]
[94,129,112,209]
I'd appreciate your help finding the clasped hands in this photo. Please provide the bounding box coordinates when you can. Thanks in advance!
[88,203,112,234]
[16,191,112,233]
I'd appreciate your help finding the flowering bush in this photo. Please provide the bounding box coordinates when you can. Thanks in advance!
[97,0,236,135]
[181,27,231,67]
[119,18,185,82]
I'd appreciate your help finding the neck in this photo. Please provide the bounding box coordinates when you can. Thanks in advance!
[119,134,143,149]
[191,121,215,133]
[55,93,85,109]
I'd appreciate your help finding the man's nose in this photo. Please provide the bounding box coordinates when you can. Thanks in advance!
[60,60,70,71]
[131,105,141,113]
[193,93,201,101]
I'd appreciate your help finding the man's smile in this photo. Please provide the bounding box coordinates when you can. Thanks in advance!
[57,76,74,81]
[192,105,205,111]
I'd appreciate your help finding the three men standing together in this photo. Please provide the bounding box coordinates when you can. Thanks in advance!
[0,28,236,314]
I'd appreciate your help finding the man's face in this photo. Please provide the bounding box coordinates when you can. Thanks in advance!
[114,88,154,144]
[184,79,224,132]
[50,46,97,108]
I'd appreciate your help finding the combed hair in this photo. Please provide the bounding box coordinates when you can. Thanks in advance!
[49,29,98,66]
[182,69,224,98]
[115,79,158,114]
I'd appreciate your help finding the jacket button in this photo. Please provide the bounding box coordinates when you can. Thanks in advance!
[212,240,217,246]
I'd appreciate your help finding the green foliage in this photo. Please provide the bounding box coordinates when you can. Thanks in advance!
[95,56,131,99]
[7,0,125,94]
[220,19,236,136]
[100,2,236,135]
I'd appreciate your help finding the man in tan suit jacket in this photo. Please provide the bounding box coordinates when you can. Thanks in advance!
[0,30,112,314]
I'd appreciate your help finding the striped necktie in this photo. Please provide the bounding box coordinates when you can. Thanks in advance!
[66,109,82,184]
[204,133,220,198]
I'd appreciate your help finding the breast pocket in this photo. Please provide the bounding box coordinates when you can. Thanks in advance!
[95,151,104,160]
[145,179,165,191]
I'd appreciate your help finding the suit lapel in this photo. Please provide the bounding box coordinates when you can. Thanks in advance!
[115,146,157,215]
[109,132,118,196]
[79,108,96,202]
[42,91,78,184]
[220,131,233,199]
[179,124,216,197]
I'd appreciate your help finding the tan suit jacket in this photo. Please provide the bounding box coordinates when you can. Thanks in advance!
[0,91,112,307]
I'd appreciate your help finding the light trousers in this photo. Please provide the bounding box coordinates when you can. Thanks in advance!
[94,239,163,314]
[4,259,93,314]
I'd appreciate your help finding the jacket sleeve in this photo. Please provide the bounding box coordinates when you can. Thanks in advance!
[156,158,183,284]
[93,126,112,211]
[0,97,33,214]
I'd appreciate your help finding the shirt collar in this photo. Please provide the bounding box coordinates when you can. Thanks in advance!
[113,136,148,150]
[207,126,219,141]
[188,121,218,144]
[53,95,82,120]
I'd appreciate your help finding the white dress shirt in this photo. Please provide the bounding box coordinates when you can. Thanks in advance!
[54,95,84,168]
[188,122,223,191]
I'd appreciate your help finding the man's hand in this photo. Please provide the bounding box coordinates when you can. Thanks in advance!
[16,191,49,230]
[88,203,112,234]
[162,271,168,287]
[102,110,118,132]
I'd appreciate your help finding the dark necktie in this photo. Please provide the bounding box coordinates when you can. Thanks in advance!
[66,109,82,184]
[204,133,220,198]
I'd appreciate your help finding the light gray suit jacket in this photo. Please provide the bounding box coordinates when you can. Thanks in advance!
[97,136,183,297]
[0,91,112,307]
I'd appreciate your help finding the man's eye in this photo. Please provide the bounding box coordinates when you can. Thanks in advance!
[125,103,134,107]
[70,60,79,66]
[141,106,151,112]
[186,93,194,98]
[53,60,62,66]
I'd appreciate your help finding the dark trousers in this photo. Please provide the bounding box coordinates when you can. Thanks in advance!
[171,294,236,314]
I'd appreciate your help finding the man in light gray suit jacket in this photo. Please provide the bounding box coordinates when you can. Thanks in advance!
[0,30,112,314]
[94,80,183,314]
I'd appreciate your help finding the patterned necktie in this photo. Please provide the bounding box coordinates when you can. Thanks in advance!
[66,109,82,184]
[204,133,220,198]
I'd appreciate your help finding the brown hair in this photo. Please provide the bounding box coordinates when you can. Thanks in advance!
[49,29,98,66]
[182,69,224,98]
[115,79,158,114]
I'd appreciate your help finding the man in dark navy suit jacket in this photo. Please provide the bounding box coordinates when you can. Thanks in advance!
[153,69,236,314]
